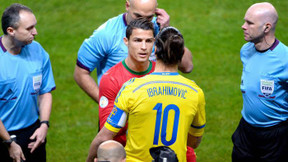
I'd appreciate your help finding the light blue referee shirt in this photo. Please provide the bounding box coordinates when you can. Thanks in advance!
[0,38,56,131]
[77,13,159,84]
[240,39,288,127]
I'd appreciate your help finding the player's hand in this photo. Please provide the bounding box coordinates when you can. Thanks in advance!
[28,124,48,153]
[8,142,26,162]
[155,8,170,29]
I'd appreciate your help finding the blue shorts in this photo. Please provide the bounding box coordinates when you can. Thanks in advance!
[232,118,288,162]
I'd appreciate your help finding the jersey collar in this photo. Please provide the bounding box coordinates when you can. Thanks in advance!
[0,37,7,52]
[151,72,179,76]
[123,13,128,26]
[256,39,279,53]
[122,60,153,75]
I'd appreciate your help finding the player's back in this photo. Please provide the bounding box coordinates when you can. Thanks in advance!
[115,72,205,161]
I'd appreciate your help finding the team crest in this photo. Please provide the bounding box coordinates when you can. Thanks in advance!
[260,79,274,97]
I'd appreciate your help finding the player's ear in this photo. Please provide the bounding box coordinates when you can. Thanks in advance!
[264,23,271,33]
[124,37,128,46]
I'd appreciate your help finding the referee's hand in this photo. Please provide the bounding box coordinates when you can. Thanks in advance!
[28,124,48,153]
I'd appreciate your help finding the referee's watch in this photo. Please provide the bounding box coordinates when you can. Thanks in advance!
[3,138,14,147]
[40,120,50,128]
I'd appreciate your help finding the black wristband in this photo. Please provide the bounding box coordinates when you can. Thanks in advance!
[40,120,50,128]
[2,138,13,147]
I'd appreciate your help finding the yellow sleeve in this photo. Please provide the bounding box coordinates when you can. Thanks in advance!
[189,89,206,137]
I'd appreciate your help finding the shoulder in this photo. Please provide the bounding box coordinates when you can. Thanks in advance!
[100,62,124,84]
[92,14,125,37]
[274,41,288,65]
[240,42,254,53]
[177,75,203,93]
[240,42,254,63]
[103,61,124,76]
[26,41,49,58]
[275,41,288,56]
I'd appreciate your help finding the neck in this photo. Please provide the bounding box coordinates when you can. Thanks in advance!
[154,60,178,72]
[125,57,150,72]
[2,35,22,55]
[254,35,275,51]
[125,13,130,25]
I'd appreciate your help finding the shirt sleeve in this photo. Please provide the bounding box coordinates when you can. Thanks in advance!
[39,48,56,95]
[189,89,206,137]
[104,78,135,131]
[77,25,111,72]
[100,73,130,146]
[98,74,120,129]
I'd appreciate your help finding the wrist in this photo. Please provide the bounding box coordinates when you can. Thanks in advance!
[3,135,16,148]
[40,120,50,128]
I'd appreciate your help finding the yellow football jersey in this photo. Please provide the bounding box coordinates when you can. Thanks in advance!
[105,72,206,162]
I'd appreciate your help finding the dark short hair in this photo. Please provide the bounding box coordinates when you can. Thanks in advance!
[126,18,155,39]
[155,26,184,65]
[1,3,33,35]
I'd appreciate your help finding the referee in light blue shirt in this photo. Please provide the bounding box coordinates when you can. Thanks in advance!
[232,2,288,162]
[0,4,55,161]
[73,0,193,104]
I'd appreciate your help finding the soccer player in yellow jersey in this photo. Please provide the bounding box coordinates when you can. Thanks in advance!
[87,26,206,162]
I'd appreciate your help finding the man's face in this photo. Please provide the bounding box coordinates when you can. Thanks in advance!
[124,28,155,63]
[126,0,157,24]
[241,8,265,43]
[12,10,37,45]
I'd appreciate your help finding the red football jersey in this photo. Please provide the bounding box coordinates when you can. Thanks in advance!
[98,60,155,146]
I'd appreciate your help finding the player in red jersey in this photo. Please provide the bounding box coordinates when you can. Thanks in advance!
[98,18,155,146]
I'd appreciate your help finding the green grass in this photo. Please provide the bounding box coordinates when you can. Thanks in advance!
[1,0,288,161]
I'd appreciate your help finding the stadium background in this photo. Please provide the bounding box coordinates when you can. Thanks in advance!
[1,0,288,161]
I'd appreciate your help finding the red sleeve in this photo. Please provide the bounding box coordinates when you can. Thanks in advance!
[98,74,119,129]
[98,73,127,146]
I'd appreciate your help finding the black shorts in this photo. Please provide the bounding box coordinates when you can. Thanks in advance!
[232,118,288,162]
[0,120,46,162]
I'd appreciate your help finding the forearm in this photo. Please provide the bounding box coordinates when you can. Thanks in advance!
[178,47,193,73]
[187,134,202,149]
[74,66,99,103]
[39,93,52,121]
[0,120,10,141]
[0,120,26,161]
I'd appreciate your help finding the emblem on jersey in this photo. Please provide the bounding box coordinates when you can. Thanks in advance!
[99,96,108,108]
[33,74,42,92]
[260,79,274,97]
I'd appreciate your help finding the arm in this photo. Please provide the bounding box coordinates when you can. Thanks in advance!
[86,127,116,162]
[0,120,25,162]
[187,134,202,149]
[74,65,99,103]
[28,92,52,153]
[178,47,193,73]
[188,89,205,149]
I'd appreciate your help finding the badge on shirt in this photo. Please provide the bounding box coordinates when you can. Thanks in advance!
[33,74,42,93]
[260,79,274,97]
[99,96,108,108]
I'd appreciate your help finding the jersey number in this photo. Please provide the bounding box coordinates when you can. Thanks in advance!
[153,103,180,146]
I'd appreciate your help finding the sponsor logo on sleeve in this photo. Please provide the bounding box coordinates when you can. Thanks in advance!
[99,96,108,108]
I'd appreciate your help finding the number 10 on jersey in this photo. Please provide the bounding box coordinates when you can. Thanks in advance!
[153,103,180,146]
